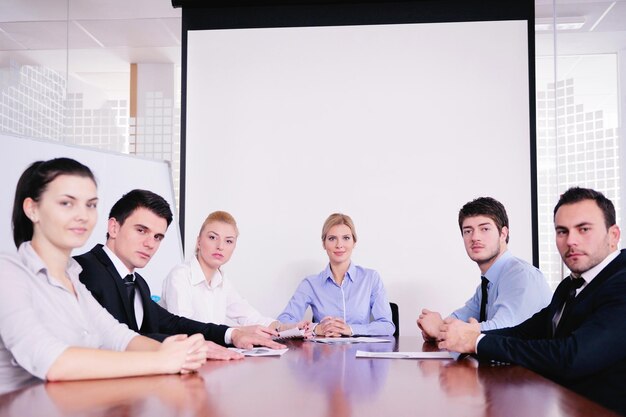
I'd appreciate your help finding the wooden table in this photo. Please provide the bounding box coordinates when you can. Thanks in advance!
[0,337,619,417]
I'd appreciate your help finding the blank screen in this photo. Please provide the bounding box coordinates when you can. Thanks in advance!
[184,20,533,334]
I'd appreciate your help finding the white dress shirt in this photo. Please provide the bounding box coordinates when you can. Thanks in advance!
[161,256,275,327]
[102,245,144,329]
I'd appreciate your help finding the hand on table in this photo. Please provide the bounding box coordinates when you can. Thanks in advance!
[437,317,481,354]
[298,320,314,338]
[417,308,444,341]
[159,334,208,374]
[204,341,244,361]
[231,328,286,350]
[236,324,278,338]
[277,320,313,338]
[314,317,352,337]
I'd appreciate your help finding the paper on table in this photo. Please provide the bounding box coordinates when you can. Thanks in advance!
[312,337,393,344]
[229,347,289,357]
[355,350,452,359]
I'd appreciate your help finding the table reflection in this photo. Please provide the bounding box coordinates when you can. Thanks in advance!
[0,368,223,417]
[287,340,392,417]
[0,337,618,417]
[418,357,570,417]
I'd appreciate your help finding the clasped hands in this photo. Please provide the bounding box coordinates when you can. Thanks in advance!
[417,309,481,354]
[313,316,352,337]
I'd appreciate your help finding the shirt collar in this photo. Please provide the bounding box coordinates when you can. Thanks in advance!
[483,250,512,284]
[102,244,134,280]
[322,262,356,284]
[190,255,223,288]
[574,249,620,284]
[18,241,83,284]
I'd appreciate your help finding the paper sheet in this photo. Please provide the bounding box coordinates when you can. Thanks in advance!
[312,337,393,344]
[229,348,289,357]
[274,327,306,340]
[355,350,452,359]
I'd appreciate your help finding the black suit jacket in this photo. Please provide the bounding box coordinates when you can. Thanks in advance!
[479,250,626,415]
[75,244,229,344]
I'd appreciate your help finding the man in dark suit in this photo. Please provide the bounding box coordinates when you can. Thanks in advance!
[438,187,626,415]
[75,189,283,359]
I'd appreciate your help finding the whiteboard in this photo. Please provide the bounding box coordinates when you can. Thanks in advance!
[0,134,182,296]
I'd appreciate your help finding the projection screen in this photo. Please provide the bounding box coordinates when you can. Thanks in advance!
[179,0,537,336]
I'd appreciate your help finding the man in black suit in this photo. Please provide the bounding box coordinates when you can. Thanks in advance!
[438,187,626,415]
[75,189,283,359]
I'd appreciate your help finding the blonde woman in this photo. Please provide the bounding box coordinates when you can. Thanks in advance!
[162,211,305,332]
[278,213,395,337]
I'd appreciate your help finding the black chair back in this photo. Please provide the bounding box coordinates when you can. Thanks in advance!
[390,302,399,338]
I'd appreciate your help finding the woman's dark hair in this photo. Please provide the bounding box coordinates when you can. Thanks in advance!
[12,158,96,248]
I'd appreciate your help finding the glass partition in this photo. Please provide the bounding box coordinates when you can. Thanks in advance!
[535,0,624,286]
[0,0,182,208]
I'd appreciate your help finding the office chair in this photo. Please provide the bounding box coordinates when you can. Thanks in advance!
[390,302,400,338]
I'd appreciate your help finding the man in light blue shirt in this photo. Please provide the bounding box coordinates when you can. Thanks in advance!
[417,197,551,340]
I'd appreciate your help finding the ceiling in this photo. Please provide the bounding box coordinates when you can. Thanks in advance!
[0,0,181,76]
[535,0,626,55]
[0,0,624,90]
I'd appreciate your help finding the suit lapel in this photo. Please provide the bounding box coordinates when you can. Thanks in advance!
[556,251,626,335]
[573,252,625,305]
[134,273,153,332]
[549,279,571,337]
[93,245,140,332]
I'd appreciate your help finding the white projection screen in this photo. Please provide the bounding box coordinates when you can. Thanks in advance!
[180,0,538,335]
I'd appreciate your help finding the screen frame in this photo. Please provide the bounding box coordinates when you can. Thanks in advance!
[177,0,538,265]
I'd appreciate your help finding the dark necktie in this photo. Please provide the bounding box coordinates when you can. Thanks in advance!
[479,276,489,322]
[123,274,137,328]
[559,276,585,324]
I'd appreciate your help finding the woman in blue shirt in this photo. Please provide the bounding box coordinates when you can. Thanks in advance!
[278,213,394,337]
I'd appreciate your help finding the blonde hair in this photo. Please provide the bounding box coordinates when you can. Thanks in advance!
[198,211,239,237]
[321,213,357,243]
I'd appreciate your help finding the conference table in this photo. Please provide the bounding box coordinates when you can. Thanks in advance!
[0,337,619,417]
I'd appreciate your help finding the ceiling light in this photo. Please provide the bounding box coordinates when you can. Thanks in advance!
[535,17,586,32]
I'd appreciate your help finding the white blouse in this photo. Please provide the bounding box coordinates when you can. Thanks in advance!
[161,256,275,327]
[0,243,137,394]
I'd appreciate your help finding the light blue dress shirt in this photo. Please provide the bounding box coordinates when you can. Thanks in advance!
[277,263,395,336]
[451,250,552,331]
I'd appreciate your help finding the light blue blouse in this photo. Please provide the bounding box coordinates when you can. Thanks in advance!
[278,263,395,336]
